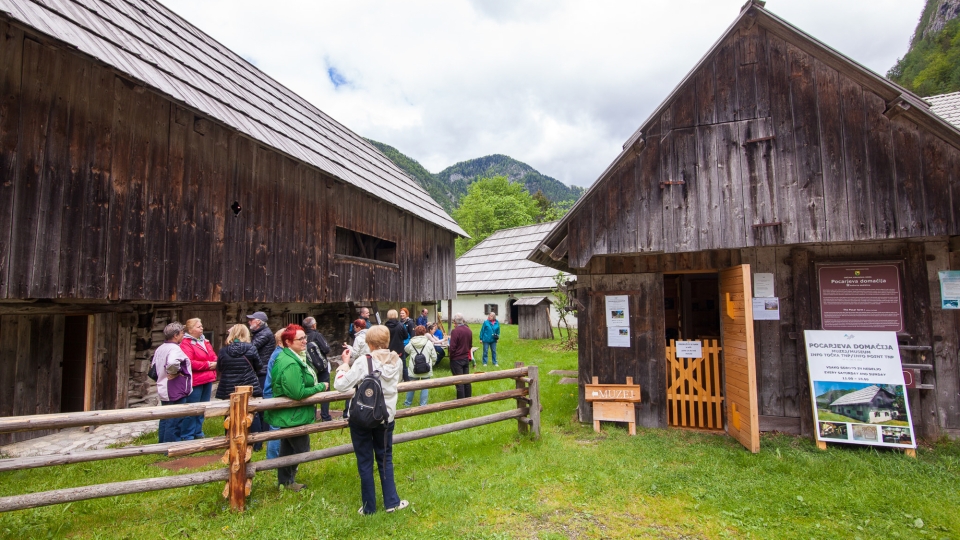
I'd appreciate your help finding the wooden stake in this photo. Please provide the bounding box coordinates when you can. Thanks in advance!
[226,385,253,512]
[83,315,95,413]
[528,365,541,438]
[515,362,528,435]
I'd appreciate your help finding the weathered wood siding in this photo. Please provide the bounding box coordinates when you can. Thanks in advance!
[578,239,960,438]
[0,23,455,304]
[518,304,554,340]
[564,24,960,269]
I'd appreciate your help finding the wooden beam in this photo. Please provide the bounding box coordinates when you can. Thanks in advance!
[83,315,95,414]
[550,236,569,261]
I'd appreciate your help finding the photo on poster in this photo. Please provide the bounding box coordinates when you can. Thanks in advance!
[610,310,625,320]
[813,381,908,426]
[606,327,630,347]
[604,295,630,328]
[818,421,849,441]
[851,424,879,442]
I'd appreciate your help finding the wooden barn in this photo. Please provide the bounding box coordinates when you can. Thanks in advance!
[0,0,464,443]
[514,297,555,340]
[529,0,960,452]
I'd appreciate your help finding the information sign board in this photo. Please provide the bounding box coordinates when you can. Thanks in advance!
[804,330,915,449]
[818,264,903,332]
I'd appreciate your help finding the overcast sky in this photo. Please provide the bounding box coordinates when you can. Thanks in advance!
[162,0,924,188]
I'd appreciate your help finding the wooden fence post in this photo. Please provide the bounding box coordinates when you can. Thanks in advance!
[528,365,540,438]
[222,385,253,511]
[514,362,528,435]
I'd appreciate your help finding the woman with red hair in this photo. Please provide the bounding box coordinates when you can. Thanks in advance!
[263,324,328,492]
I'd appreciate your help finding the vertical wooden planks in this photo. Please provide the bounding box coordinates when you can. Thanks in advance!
[716,121,747,247]
[164,106,187,301]
[739,118,777,246]
[221,133,243,302]
[736,26,759,121]
[696,61,717,126]
[10,39,60,298]
[920,132,951,236]
[78,70,114,299]
[236,137,257,302]
[0,316,18,439]
[891,117,926,238]
[105,78,134,300]
[696,124,722,250]
[714,38,739,124]
[838,74,871,240]
[752,247,783,417]
[205,125,230,303]
[814,60,848,242]
[636,123,663,254]
[926,242,960,431]
[0,22,22,299]
[863,92,898,238]
[767,35,799,245]
[786,44,825,244]
[30,50,73,299]
[719,264,760,453]
[775,246,800,418]
[791,248,814,437]
[13,316,35,418]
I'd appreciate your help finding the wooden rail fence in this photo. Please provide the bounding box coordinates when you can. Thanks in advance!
[0,363,540,513]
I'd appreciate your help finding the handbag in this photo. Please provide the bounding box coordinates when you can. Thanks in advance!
[148,361,158,382]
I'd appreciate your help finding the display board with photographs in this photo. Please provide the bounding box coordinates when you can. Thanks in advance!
[804,330,916,449]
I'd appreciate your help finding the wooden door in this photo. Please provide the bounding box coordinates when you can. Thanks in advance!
[666,339,724,429]
[719,265,760,453]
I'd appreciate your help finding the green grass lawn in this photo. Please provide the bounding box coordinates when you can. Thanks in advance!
[816,409,859,423]
[2,324,959,539]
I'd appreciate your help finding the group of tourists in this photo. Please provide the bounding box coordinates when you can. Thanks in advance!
[150,306,490,514]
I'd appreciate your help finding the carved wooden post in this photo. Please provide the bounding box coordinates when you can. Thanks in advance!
[528,365,540,438]
[222,385,253,511]
[514,362,529,435]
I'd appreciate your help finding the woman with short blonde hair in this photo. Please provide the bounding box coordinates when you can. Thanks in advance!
[180,318,217,440]
[335,323,407,514]
[226,323,251,344]
[216,324,262,400]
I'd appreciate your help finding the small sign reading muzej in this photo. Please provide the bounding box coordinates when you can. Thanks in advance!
[804,330,916,449]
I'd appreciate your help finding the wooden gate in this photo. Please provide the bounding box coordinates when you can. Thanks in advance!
[666,340,724,429]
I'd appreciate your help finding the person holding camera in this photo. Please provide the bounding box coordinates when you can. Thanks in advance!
[335,325,408,514]
[480,311,501,367]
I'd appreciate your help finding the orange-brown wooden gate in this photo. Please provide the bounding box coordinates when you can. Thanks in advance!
[666,340,724,429]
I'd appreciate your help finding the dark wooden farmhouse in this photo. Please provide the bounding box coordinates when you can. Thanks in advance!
[530,0,960,451]
[0,0,464,443]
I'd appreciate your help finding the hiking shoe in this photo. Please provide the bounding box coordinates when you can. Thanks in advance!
[283,482,306,492]
[493,362,499,367]
[386,500,409,513]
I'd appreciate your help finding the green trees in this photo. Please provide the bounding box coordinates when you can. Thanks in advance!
[887,3,960,96]
[452,176,538,256]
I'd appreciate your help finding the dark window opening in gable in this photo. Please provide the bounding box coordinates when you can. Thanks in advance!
[284,312,307,326]
[335,227,397,265]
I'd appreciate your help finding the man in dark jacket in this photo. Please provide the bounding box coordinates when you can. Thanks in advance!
[384,309,410,381]
[302,317,333,422]
[348,307,371,341]
[247,312,276,378]
[449,313,473,399]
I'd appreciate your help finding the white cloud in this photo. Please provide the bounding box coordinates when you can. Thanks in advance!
[163,0,924,187]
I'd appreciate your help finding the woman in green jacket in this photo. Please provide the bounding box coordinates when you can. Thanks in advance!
[264,324,328,491]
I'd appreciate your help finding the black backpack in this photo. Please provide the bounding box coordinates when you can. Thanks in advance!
[412,343,430,375]
[348,355,388,429]
[307,341,329,374]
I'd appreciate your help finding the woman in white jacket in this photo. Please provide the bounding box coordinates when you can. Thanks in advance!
[335,325,408,515]
[403,326,436,407]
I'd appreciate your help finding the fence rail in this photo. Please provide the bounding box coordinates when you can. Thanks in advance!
[0,363,539,513]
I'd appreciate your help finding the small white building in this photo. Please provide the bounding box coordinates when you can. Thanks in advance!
[453,222,576,327]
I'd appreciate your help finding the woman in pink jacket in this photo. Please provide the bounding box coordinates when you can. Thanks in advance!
[180,318,218,440]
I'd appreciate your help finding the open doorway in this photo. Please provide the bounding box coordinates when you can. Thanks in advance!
[507,299,519,325]
[663,273,724,430]
[60,315,89,413]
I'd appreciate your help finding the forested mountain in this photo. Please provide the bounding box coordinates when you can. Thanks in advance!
[888,0,960,96]
[367,140,583,214]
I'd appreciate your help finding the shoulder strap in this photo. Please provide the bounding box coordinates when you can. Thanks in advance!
[413,342,425,354]
[366,354,374,375]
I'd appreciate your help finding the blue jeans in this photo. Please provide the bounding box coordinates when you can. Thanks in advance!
[350,420,400,514]
[483,341,498,365]
[404,378,430,407]
[267,424,281,460]
[182,382,212,440]
[158,397,187,443]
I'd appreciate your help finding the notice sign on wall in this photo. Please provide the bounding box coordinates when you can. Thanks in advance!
[818,264,903,332]
[605,295,631,347]
[804,330,915,449]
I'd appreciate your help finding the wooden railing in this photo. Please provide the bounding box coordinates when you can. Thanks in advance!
[0,363,540,512]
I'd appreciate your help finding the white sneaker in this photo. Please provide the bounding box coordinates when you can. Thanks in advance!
[386,500,409,513]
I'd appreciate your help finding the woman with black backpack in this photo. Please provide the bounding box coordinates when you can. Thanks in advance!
[402,326,436,407]
[335,325,408,515]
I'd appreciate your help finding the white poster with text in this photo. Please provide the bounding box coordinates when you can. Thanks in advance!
[804,330,915,449]
[605,295,630,328]
[607,327,631,347]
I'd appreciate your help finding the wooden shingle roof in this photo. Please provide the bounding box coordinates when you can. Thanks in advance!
[0,0,466,236]
[929,91,960,129]
[456,222,566,294]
